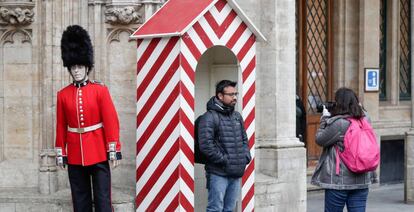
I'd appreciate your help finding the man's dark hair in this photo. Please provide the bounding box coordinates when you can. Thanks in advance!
[215,80,237,97]
[331,87,364,118]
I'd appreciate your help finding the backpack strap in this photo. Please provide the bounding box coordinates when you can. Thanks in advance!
[207,110,220,138]
[335,146,340,175]
[235,112,245,135]
[235,112,243,124]
[335,117,351,176]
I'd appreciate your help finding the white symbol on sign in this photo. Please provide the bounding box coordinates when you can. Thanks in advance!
[372,72,377,87]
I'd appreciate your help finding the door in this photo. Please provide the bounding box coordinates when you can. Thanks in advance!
[298,0,333,167]
[194,46,239,211]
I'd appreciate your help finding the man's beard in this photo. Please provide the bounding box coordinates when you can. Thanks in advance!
[223,101,236,108]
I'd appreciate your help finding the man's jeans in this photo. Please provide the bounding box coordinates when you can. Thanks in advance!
[206,173,241,212]
[324,188,369,212]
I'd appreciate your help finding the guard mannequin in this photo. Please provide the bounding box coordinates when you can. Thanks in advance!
[55,25,122,212]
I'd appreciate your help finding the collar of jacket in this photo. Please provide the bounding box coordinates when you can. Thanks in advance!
[73,80,89,88]
[213,97,234,114]
[326,114,351,125]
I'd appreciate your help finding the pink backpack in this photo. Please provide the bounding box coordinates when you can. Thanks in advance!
[335,118,380,175]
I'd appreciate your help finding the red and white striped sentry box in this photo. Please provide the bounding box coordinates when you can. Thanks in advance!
[131,0,265,211]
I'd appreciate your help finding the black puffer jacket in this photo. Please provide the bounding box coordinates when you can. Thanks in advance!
[198,97,251,177]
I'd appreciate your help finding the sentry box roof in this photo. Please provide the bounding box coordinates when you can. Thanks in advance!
[131,0,266,41]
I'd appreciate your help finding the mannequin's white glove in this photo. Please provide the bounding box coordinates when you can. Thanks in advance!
[55,148,67,170]
[322,105,331,117]
[108,142,120,169]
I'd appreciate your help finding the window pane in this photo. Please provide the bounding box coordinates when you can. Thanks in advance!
[305,0,329,113]
[399,0,411,100]
[379,0,387,100]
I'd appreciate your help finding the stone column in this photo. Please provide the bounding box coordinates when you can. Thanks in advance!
[357,0,380,190]
[386,0,400,105]
[39,0,69,193]
[358,0,380,121]
[404,0,414,203]
[141,0,164,21]
[103,0,144,193]
[333,0,360,91]
[255,0,306,211]
[39,149,58,194]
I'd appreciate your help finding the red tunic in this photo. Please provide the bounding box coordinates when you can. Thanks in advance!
[55,81,121,166]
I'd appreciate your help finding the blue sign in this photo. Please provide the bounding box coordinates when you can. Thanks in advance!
[365,68,379,91]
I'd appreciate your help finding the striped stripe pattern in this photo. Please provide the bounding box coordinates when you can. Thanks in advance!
[136,36,191,211]
[136,0,255,211]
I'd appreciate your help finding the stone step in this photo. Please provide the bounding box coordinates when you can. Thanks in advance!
[0,188,134,212]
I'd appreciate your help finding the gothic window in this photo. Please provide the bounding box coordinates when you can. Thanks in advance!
[399,0,411,100]
[380,0,411,101]
[379,0,387,100]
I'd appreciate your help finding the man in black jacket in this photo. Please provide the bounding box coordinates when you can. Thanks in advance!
[198,80,251,212]
[296,94,306,142]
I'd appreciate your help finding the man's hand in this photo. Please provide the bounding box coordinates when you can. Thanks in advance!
[322,105,331,117]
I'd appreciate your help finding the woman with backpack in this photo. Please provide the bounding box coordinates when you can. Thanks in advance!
[311,87,378,212]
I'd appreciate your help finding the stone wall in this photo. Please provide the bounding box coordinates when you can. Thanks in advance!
[1,0,412,211]
[0,1,40,191]
[0,0,164,210]
[331,0,414,199]
[405,0,414,203]
[253,0,307,211]
[0,0,308,210]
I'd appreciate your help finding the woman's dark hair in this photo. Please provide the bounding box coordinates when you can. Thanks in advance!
[215,80,237,97]
[331,87,364,118]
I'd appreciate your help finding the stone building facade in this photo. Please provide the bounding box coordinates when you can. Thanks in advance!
[0,0,164,211]
[0,0,413,211]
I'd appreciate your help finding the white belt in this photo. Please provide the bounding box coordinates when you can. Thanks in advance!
[68,123,103,134]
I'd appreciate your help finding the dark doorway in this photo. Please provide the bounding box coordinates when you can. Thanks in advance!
[380,139,404,184]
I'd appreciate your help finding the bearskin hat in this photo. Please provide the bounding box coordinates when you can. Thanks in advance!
[61,25,94,71]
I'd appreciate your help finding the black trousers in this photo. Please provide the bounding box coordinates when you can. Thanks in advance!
[68,161,113,212]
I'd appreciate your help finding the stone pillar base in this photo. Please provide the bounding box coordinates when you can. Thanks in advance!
[39,149,58,194]
[255,145,306,211]
[405,130,414,203]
